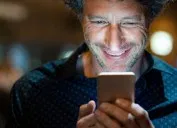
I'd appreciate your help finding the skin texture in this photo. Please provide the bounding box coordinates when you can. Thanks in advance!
[82,0,148,75]
[77,99,154,128]
[77,0,154,128]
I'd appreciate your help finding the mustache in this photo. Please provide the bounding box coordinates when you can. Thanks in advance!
[92,42,136,51]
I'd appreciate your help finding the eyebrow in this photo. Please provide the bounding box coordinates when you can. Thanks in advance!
[88,15,142,21]
[88,15,107,20]
[121,15,142,20]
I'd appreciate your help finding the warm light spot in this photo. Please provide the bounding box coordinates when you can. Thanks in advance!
[0,2,27,21]
[150,31,173,56]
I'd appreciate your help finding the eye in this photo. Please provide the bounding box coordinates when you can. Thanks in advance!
[91,20,108,25]
[121,22,139,27]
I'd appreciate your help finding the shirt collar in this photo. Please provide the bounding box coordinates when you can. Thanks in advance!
[144,51,174,75]
[135,51,174,93]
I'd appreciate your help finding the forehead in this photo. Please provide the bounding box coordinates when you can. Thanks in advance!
[83,0,143,15]
[84,0,140,5]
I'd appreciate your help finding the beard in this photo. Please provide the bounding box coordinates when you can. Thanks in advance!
[84,34,147,73]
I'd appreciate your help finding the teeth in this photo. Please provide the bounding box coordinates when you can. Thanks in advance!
[106,50,126,56]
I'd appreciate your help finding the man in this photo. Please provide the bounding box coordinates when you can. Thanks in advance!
[7,0,177,128]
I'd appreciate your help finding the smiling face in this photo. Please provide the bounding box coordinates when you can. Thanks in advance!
[82,0,148,73]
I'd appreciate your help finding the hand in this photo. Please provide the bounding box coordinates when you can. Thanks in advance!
[95,98,154,128]
[77,100,105,128]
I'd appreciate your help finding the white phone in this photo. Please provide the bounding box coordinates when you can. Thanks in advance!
[97,72,136,105]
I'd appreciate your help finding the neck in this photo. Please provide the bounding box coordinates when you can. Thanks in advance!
[131,52,148,81]
[78,51,97,78]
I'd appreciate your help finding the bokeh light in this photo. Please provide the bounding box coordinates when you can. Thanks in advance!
[150,31,173,56]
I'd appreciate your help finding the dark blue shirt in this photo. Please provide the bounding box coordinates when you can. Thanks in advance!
[7,43,177,128]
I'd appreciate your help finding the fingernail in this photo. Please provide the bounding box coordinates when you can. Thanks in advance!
[128,113,134,121]
[116,99,120,104]
[88,100,92,104]
[88,100,95,105]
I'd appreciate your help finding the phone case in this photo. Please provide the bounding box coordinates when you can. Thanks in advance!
[97,72,135,105]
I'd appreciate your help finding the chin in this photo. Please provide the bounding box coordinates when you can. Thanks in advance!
[108,67,127,72]
[100,63,128,72]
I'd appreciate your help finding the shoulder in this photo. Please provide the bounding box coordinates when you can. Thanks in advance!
[11,58,68,100]
[147,56,177,126]
[9,58,95,127]
[13,59,67,89]
[8,43,91,127]
[9,59,69,124]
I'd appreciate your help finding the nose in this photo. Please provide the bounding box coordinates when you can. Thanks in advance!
[106,24,123,51]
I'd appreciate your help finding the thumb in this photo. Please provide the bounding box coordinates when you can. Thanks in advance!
[78,100,96,119]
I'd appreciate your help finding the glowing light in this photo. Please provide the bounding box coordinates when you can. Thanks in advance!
[150,31,173,56]
[0,2,27,21]
[58,50,74,59]
[8,44,29,71]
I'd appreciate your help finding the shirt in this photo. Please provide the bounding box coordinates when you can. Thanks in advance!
[7,43,177,128]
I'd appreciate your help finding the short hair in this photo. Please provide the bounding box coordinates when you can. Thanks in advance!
[63,0,171,20]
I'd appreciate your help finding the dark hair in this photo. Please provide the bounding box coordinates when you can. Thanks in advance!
[63,0,171,20]
[64,0,84,18]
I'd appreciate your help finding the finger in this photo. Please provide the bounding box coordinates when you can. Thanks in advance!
[131,104,154,128]
[95,109,122,128]
[88,100,96,112]
[115,99,154,128]
[99,102,132,126]
[77,113,97,128]
[90,123,105,128]
[78,100,96,119]
[95,122,106,128]
[124,113,140,128]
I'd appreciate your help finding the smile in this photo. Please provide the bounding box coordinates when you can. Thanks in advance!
[103,48,131,58]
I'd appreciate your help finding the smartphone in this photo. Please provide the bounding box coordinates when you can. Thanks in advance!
[97,72,136,105]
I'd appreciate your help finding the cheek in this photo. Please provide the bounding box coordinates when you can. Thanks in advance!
[91,30,106,42]
[123,28,147,43]
[84,25,107,42]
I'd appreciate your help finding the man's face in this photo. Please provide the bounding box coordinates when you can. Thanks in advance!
[82,0,148,73]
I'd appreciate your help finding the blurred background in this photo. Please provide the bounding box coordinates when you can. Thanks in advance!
[0,0,176,72]
[0,0,176,90]
[0,0,176,127]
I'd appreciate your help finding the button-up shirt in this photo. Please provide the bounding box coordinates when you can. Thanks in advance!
[7,43,177,128]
